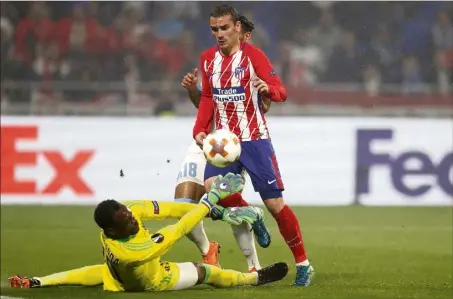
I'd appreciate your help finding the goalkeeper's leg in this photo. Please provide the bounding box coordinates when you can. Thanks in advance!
[8,264,104,288]
[170,262,288,290]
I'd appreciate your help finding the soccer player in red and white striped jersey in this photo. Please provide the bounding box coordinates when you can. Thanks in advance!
[176,15,267,273]
[193,4,314,286]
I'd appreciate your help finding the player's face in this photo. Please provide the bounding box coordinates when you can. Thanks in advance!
[210,15,241,50]
[110,205,140,238]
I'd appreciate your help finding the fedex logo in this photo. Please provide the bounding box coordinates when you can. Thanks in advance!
[1,125,95,195]
[355,129,452,197]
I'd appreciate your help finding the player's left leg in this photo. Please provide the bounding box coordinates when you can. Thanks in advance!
[8,264,104,288]
[175,185,220,267]
[204,162,263,272]
[175,143,220,267]
[169,262,288,290]
[241,139,314,286]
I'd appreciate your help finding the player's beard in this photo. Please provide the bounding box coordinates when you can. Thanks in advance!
[218,35,239,53]
[217,38,228,48]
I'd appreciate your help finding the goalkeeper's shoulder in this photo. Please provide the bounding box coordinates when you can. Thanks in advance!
[119,199,160,218]
[121,199,159,210]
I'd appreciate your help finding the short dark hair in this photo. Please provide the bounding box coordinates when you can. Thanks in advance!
[210,4,240,23]
[239,15,255,33]
[94,199,121,230]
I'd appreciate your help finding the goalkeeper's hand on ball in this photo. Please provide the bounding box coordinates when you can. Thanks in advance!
[211,206,265,226]
[200,173,244,209]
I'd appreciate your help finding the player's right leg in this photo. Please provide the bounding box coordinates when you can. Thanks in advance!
[8,264,104,288]
[239,139,314,286]
[170,261,288,290]
[175,141,220,267]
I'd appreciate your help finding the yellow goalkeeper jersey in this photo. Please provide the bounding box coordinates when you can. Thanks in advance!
[100,200,201,292]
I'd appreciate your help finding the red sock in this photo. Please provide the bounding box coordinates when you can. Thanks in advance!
[218,193,250,208]
[274,205,307,263]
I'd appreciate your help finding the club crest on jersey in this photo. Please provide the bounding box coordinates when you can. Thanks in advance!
[234,66,246,80]
[213,86,246,103]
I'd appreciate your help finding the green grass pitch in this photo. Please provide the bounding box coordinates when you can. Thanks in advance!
[1,205,452,299]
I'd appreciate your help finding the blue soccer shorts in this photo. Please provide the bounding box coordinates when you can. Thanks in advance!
[204,139,284,200]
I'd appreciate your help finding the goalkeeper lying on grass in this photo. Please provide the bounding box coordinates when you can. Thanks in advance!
[9,173,288,292]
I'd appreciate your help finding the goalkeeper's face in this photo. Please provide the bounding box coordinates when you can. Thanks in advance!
[110,205,140,238]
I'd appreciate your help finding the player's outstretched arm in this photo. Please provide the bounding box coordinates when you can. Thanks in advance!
[127,204,210,265]
[121,200,200,221]
[121,199,256,225]
[126,174,244,265]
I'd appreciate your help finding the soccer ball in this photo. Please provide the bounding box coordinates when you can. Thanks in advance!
[203,129,241,168]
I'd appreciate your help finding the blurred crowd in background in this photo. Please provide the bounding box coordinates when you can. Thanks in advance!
[1,1,452,116]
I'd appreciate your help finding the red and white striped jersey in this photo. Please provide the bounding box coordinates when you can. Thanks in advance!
[193,42,287,141]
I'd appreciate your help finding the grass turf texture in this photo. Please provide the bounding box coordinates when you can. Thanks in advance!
[1,205,452,299]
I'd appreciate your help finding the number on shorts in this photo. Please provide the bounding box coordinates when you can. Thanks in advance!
[180,162,197,178]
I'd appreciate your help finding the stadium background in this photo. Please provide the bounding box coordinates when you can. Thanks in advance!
[1,1,452,299]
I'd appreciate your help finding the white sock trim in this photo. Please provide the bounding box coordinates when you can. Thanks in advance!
[231,223,261,270]
[186,221,210,254]
[296,260,310,266]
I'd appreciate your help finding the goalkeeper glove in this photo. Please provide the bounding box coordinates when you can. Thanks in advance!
[210,205,225,221]
[224,206,265,226]
[210,206,264,226]
[200,173,244,209]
